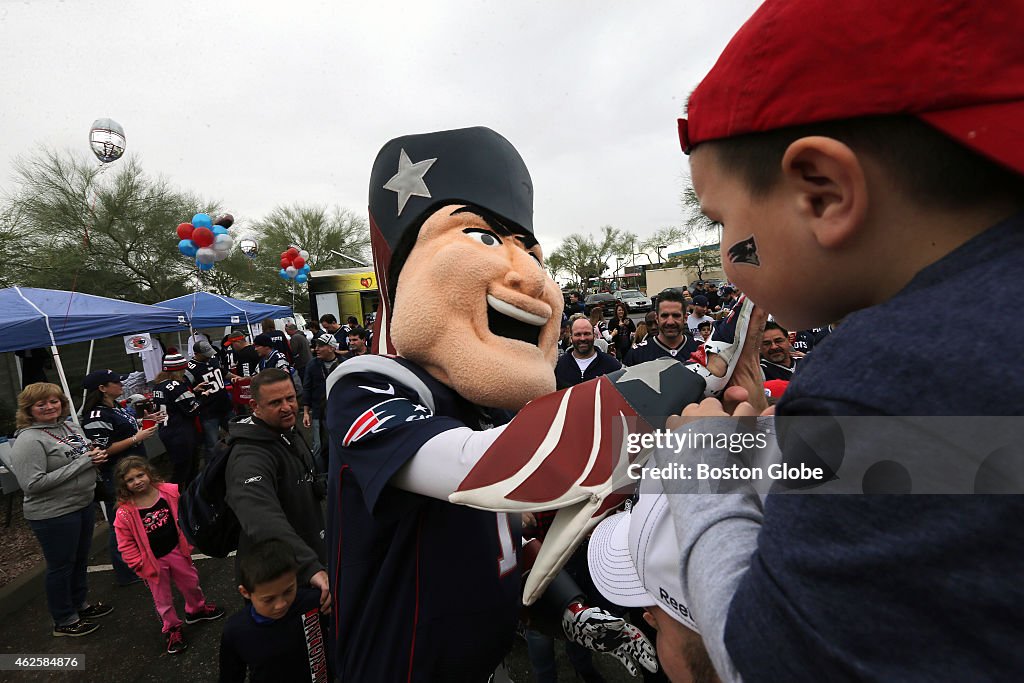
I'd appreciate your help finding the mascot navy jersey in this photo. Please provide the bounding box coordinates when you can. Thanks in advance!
[325,356,520,682]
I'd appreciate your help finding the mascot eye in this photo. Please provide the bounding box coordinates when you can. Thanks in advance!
[463,228,503,247]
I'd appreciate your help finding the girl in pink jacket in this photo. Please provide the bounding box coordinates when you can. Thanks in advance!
[113,456,224,654]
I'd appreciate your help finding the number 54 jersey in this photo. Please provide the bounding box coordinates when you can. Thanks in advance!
[325,356,520,683]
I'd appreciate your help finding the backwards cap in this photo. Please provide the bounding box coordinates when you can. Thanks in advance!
[367,126,534,353]
[679,0,1024,175]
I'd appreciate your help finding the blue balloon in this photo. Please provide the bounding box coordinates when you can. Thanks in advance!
[192,213,213,229]
[196,259,214,271]
[212,225,229,236]
[301,264,311,273]
[295,273,308,284]
[279,268,289,280]
[178,239,198,257]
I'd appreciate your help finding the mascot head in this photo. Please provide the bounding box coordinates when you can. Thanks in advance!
[368,127,563,410]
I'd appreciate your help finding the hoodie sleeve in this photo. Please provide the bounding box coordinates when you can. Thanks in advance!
[9,432,94,496]
[114,506,147,576]
[226,445,323,580]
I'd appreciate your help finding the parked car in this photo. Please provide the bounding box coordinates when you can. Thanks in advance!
[584,293,616,317]
[614,289,652,313]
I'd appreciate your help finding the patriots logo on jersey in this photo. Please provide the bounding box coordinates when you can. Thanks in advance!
[342,397,432,446]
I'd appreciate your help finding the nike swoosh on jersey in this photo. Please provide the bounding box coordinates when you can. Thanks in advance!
[359,383,395,395]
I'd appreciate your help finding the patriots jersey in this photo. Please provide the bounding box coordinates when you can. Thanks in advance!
[325,356,520,683]
[152,379,200,433]
[184,357,232,417]
[623,335,700,366]
[82,403,146,474]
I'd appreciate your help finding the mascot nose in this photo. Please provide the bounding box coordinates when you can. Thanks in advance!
[504,250,546,297]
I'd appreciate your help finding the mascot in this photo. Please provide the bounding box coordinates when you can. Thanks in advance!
[325,126,752,681]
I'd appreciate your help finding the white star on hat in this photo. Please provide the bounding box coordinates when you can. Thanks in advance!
[383,148,437,216]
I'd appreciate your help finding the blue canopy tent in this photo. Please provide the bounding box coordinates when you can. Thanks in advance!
[155,292,292,332]
[1,287,190,425]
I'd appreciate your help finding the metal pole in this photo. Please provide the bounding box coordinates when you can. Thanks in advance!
[81,339,95,407]
[50,345,81,428]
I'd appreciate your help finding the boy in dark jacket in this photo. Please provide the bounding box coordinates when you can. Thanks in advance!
[219,539,328,682]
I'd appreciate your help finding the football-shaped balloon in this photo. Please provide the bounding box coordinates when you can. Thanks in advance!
[176,223,194,240]
[214,213,234,228]
[192,227,215,248]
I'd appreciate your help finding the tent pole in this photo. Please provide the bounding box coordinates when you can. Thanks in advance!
[81,339,95,408]
[51,345,81,428]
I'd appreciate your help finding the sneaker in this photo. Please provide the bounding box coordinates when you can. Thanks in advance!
[166,627,188,654]
[53,620,99,637]
[184,602,226,624]
[79,602,114,619]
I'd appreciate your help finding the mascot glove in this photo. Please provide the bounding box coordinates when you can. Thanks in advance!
[562,602,658,677]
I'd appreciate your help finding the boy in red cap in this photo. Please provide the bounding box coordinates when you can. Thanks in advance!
[663,0,1024,681]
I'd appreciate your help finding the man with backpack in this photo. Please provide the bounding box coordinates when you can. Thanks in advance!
[224,369,330,615]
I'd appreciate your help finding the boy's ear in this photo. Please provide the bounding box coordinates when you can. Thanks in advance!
[238,585,251,601]
[781,136,868,249]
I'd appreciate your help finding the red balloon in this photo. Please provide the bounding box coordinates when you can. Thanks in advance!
[287,247,299,258]
[280,257,291,268]
[176,223,194,240]
[293,256,306,269]
[192,226,215,248]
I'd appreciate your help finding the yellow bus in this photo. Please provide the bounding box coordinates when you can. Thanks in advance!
[308,267,380,328]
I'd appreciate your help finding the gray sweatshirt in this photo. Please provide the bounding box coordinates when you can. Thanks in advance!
[10,421,97,520]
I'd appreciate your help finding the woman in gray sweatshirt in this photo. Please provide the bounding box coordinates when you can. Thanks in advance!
[9,383,115,637]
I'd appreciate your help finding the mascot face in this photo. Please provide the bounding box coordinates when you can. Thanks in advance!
[390,204,563,410]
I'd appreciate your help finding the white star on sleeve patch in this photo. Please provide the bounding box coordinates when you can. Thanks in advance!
[383,148,437,216]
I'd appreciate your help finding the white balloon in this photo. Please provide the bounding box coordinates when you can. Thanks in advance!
[196,247,217,265]
[299,249,310,260]
[286,265,298,277]
[215,233,233,248]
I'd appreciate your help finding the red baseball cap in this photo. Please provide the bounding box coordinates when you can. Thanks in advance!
[679,0,1024,175]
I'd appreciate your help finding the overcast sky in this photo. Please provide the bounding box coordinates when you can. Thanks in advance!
[0,0,760,259]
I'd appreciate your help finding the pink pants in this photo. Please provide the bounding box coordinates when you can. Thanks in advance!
[144,547,207,633]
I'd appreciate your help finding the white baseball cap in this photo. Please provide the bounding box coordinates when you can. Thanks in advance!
[588,476,699,632]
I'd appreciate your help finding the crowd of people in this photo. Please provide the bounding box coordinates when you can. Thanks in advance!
[4,0,1023,679]
[4,312,371,661]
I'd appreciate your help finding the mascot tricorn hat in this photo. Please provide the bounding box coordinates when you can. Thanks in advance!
[368,126,534,353]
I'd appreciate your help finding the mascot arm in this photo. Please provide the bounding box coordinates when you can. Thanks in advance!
[390,425,506,500]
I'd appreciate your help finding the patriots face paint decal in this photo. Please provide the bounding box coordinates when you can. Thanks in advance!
[727,235,760,267]
[342,397,432,446]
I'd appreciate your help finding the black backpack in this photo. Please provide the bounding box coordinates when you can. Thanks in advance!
[177,443,242,558]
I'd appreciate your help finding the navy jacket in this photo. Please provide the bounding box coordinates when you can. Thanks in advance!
[554,350,621,390]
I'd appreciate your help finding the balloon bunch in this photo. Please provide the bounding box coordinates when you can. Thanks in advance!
[280,247,311,284]
[177,213,235,271]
